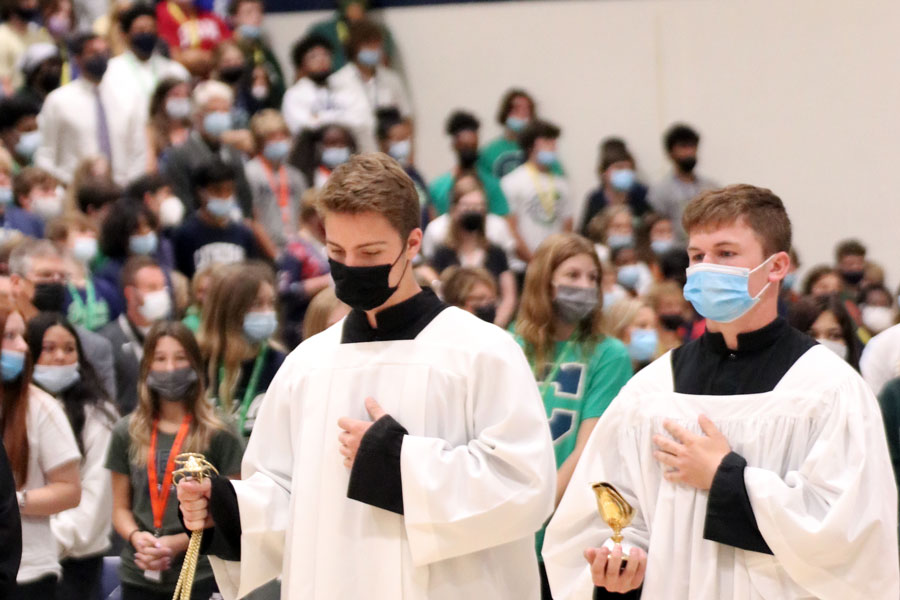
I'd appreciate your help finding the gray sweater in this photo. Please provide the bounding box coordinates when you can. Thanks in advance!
[244,157,307,249]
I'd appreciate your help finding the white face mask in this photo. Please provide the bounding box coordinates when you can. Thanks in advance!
[33,193,63,220]
[139,289,171,322]
[817,338,848,361]
[861,305,895,334]
[159,196,185,228]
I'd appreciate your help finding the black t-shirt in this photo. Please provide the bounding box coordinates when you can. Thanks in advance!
[172,213,259,278]
[430,243,509,280]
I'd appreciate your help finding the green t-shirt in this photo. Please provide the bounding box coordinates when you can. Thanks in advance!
[478,136,565,180]
[181,306,201,333]
[428,166,510,216]
[105,415,244,593]
[517,334,633,557]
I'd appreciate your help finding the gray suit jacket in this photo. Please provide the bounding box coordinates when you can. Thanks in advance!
[75,326,116,400]
[98,316,142,416]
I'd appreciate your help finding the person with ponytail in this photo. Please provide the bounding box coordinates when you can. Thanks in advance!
[514,233,633,600]
[105,320,242,600]
[25,312,117,600]
[0,304,82,599]
[198,262,286,441]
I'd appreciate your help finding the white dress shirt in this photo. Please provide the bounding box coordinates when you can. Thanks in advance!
[281,77,366,136]
[104,50,189,115]
[35,76,148,186]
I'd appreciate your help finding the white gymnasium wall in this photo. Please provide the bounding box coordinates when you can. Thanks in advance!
[265,0,900,286]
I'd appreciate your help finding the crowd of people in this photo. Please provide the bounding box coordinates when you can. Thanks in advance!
[0,0,897,599]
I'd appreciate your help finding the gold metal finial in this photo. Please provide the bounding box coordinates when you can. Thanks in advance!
[592,482,635,544]
[172,453,219,485]
[172,453,219,600]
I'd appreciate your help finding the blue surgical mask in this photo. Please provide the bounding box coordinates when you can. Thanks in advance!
[0,187,12,205]
[536,150,556,167]
[357,48,382,66]
[617,264,641,290]
[203,111,232,137]
[129,231,158,256]
[782,272,797,292]
[506,116,528,132]
[33,363,80,394]
[237,24,261,39]
[15,130,41,160]
[165,97,191,120]
[1,350,25,382]
[650,239,675,256]
[243,311,277,342]
[206,196,235,219]
[628,328,658,362]
[263,140,291,163]
[606,233,634,251]
[388,139,411,164]
[72,236,98,263]
[321,146,350,168]
[683,256,775,323]
[609,168,636,192]
[603,287,627,312]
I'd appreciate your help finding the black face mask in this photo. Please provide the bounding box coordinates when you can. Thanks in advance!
[675,156,697,174]
[14,6,39,21]
[82,54,109,80]
[473,303,496,324]
[456,148,478,170]
[328,247,408,311]
[37,66,61,91]
[841,270,864,286]
[659,313,685,332]
[131,32,158,58]
[33,282,66,312]
[147,367,198,400]
[458,211,485,233]
[219,65,245,84]
[308,70,331,85]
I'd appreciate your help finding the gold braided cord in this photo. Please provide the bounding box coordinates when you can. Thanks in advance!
[171,453,218,600]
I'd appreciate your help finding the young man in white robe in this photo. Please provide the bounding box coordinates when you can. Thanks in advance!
[177,152,557,599]
[543,184,900,599]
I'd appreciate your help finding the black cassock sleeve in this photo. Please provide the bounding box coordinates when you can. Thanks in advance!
[0,439,21,595]
[347,415,408,515]
[178,475,243,561]
[703,451,773,554]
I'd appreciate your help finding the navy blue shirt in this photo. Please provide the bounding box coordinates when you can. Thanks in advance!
[172,213,260,278]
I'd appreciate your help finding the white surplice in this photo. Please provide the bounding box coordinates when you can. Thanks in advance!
[210,307,556,599]
[543,345,899,600]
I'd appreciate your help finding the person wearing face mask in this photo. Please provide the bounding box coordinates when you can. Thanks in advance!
[164,80,255,217]
[282,34,350,135]
[245,110,308,253]
[24,313,117,600]
[289,123,358,190]
[857,284,897,338]
[105,321,242,600]
[376,107,430,215]
[11,165,60,232]
[834,238,867,300]
[645,280,692,350]
[429,182,517,327]
[198,262,286,440]
[513,233,632,597]
[606,298,663,372]
[230,0,285,109]
[8,239,117,399]
[0,153,44,239]
[544,185,899,599]
[175,153,556,600]
[14,42,62,111]
[99,256,173,416]
[788,294,863,371]
[172,159,260,278]
[125,172,186,238]
[503,119,573,267]
[585,204,634,265]
[305,0,396,71]
[428,110,509,218]
[146,78,194,174]
[0,96,42,172]
[0,0,52,93]
[104,3,189,119]
[0,305,82,600]
[580,139,651,235]
[646,123,719,241]
[35,33,147,187]
[439,266,500,325]
[328,19,411,154]
[611,246,654,297]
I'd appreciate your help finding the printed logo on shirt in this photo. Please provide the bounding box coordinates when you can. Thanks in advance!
[525,191,562,225]
[194,242,247,273]
[177,18,222,47]
[548,408,576,444]
[545,362,585,399]
[493,150,525,179]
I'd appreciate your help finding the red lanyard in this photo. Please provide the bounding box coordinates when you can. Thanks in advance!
[148,415,192,534]
[260,159,291,237]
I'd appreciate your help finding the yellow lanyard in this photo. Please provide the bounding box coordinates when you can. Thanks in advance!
[526,163,558,220]
[167,2,200,47]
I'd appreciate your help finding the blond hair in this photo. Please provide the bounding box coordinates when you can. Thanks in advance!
[302,287,348,340]
[249,108,289,149]
[439,266,497,308]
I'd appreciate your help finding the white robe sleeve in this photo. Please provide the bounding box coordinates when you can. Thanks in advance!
[400,333,556,566]
[744,373,900,599]
[209,362,296,600]
[542,383,651,600]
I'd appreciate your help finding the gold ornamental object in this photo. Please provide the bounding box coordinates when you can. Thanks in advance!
[171,453,219,600]
[592,482,636,560]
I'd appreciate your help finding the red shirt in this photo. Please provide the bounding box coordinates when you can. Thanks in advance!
[156,1,232,51]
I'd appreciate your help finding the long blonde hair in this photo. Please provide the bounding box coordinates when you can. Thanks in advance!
[128,321,225,467]
[516,233,605,371]
[197,262,276,414]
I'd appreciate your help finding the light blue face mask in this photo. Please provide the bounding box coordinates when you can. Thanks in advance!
[33,363,80,394]
[321,146,350,168]
[0,350,25,382]
[203,111,233,137]
[129,231,158,256]
[536,150,556,167]
[357,48,382,66]
[506,116,528,132]
[15,130,41,160]
[683,256,775,323]
[243,311,277,342]
[0,187,13,205]
[606,233,634,251]
[237,24,261,39]
[388,139,411,163]
[782,272,797,292]
[263,140,291,163]
[206,196,235,219]
[628,328,658,362]
[650,238,675,256]
[609,168,636,192]
[617,264,641,290]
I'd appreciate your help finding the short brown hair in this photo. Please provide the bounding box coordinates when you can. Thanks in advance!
[682,184,791,256]
[346,19,383,60]
[13,166,56,203]
[440,266,497,308]
[318,153,420,239]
